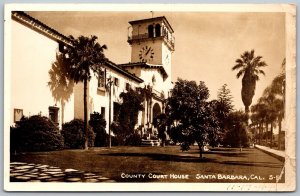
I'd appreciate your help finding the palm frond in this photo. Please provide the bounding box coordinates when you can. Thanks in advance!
[236,70,245,78]
[232,63,244,71]
[257,61,267,67]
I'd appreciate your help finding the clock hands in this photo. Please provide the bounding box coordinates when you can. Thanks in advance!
[139,46,154,62]
[145,47,152,55]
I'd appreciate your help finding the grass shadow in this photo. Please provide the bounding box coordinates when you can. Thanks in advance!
[101,152,216,163]
[222,161,283,168]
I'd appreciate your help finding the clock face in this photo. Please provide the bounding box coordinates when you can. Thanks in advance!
[139,46,154,63]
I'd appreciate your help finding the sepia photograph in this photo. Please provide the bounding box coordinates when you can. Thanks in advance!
[4,3,296,191]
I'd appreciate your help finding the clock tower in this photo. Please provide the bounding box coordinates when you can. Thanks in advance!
[127,16,175,78]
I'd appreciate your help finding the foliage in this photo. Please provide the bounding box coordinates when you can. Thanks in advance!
[153,113,169,146]
[250,59,285,148]
[112,88,144,144]
[139,85,153,125]
[48,53,74,124]
[210,84,234,145]
[166,78,220,158]
[232,49,268,113]
[10,115,64,152]
[216,84,234,120]
[61,119,96,149]
[89,112,108,147]
[63,35,108,83]
[223,111,249,148]
[63,35,107,149]
[125,133,142,146]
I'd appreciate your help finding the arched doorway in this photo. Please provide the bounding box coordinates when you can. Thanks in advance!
[152,103,161,124]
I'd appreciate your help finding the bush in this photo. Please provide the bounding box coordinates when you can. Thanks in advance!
[61,119,95,149]
[222,111,250,148]
[89,112,108,147]
[111,121,125,145]
[10,115,64,153]
[125,133,142,146]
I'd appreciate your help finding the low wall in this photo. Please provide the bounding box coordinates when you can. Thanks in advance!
[255,145,285,162]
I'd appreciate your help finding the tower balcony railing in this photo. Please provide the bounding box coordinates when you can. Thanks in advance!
[128,32,175,51]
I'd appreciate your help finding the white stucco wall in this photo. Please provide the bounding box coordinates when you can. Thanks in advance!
[140,68,172,99]
[74,66,142,132]
[11,20,74,127]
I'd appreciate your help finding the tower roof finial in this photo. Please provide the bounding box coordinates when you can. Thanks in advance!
[150,11,154,18]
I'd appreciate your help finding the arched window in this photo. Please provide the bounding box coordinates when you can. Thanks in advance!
[148,25,154,38]
[155,24,161,37]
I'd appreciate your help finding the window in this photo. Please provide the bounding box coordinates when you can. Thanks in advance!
[114,77,119,87]
[98,69,106,89]
[14,108,23,122]
[101,107,106,117]
[58,42,64,53]
[49,106,59,124]
[155,24,161,37]
[113,102,121,121]
[125,82,131,91]
[148,25,154,38]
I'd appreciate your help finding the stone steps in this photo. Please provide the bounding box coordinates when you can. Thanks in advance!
[141,139,160,146]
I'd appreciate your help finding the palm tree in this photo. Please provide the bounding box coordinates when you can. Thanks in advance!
[261,89,278,148]
[251,101,268,145]
[232,50,268,114]
[269,58,285,149]
[48,53,74,124]
[64,35,107,149]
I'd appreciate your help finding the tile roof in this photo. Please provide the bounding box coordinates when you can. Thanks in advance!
[128,16,174,33]
[12,11,72,46]
[12,11,143,83]
[118,62,168,79]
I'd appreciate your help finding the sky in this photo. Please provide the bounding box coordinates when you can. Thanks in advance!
[27,11,285,111]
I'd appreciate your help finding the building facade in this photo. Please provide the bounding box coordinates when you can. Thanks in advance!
[10,11,174,136]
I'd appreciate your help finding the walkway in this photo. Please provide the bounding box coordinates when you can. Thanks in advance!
[10,162,115,182]
[255,145,285,162]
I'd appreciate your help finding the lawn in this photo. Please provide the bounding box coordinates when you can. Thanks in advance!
[11,146,284,183]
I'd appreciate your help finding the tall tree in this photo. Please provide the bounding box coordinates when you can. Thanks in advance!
[250,102,267,145]
[48,53,74,124]
[232,50,268,114]
[270,58,285,150]
[112,88,144,144]
[223,111,249,148]
[261,89,278,148]
[167,79,220,158]
[63,35,107,149]
[210,84,234,145]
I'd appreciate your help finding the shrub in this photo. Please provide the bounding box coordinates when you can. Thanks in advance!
[10,115,64,153]
[125,133,142,146]
[89,112,108,147]
[61,119,95,149]
[112,89,144,144]
[111,121,125,145]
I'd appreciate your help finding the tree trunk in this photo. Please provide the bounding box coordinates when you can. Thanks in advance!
[259,123,262,145]
[266,122,269,147]
[146,98,149,127]
[270,123,273,149]
[265,123,268,146]
[108,83,112,148]
[278,118,282,150]
[84,78,88,150]
[198,144,203,159]
[61,100,65,125]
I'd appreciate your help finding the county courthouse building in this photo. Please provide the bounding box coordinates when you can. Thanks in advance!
[10,11,175,136]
